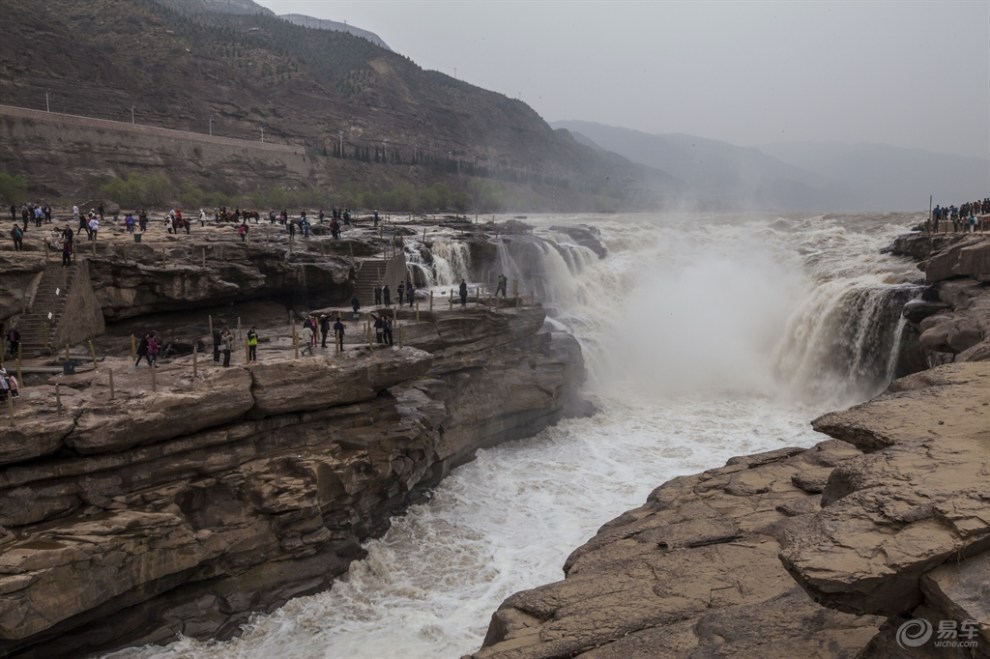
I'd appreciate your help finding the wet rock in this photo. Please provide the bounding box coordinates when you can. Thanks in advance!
[902,299,949,323]
[782,362,990,618]
[922,235,990,283]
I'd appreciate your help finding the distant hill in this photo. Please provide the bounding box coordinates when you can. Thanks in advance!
[154,0,274,16]
[279,14,390,51]
[759,142,989,210]
[553,120,840,211]
[0,0,675,210]
[554,120,989,211]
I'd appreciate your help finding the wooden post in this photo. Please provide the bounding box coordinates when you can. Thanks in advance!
[151,363,157,392]
[448,293,453,310]
[109,368,115,400]
[398,323,404,348]
[244,338,249,362]
[292,325,299,359]
[416,301,420,321]
[64,344,70,361]
[366,320,372,349]
[130,334,137,363]
[88,340,97,370]
[237,317,241,341]
[16,343,23,387]
[392,306,397,322]
[6,391,13,425]
[429,290,434,312]
[55,382,62,416]
[193,345,198,377]
[202,247,207,267]
[475,287,480,303]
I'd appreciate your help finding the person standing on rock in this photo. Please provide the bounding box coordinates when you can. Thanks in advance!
[10,224,23,251]
[397,281,405,308]
[88,214,99,241]
[212,327,221,363]
[221,327,233,367]
[384,315,394,346]
[288,220,296,240]
[383,285,391,308]
[370,312,384,344]
[238,222,248,242]
[406,280,414,306]
[374,284,382,306]
[459,279,468,307]
[147,333,160,367]
[247,326,259,362]
[351,295,360,317]
[333,316,345,351]
[6,327,20,358]
[61,236,72,266]
[11,204,18,223]
[496,274,507,298]
[200,209,207,227]
[319,314,330,348]
[301,318,316,355]
[135,333,149,367]
[139,210,148,232]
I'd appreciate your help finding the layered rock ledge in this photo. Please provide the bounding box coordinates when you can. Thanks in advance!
[0,306,586,658]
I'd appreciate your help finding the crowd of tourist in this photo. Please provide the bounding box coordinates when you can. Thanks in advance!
[927,197,990,233]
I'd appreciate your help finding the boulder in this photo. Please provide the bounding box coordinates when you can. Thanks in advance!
[922,235,990,283]
[781,362,990,618]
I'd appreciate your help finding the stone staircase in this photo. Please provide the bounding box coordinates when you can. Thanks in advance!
[352,251,406,308]
[17,263,78,356]
[352,258,386,308]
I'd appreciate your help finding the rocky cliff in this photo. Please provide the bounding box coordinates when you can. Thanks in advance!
[0,215,591,657]
[473,234,989,658]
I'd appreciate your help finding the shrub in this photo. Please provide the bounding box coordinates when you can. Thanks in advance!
[0,172,27,206]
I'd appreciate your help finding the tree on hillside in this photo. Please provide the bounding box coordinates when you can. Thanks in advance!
[0,172,27,206]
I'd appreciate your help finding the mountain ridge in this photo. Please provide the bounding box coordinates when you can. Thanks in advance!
[554,119,988,211]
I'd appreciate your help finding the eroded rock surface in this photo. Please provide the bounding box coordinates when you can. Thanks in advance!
[0,306,586,658]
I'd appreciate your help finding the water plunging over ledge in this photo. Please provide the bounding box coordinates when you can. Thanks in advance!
[109,211,922,659]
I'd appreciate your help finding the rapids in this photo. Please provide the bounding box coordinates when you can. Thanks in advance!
[108,211,923,659]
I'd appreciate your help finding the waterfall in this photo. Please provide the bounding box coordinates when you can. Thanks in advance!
[431,239,472,285]
[403,241,435,288]
[773,279,921,403]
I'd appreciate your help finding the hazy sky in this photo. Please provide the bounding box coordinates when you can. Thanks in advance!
[254,1,990,159]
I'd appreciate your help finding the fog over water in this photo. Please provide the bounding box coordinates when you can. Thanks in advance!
[108,211,923,659]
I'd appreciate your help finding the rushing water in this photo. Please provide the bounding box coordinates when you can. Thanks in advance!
[108,211,922,659]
